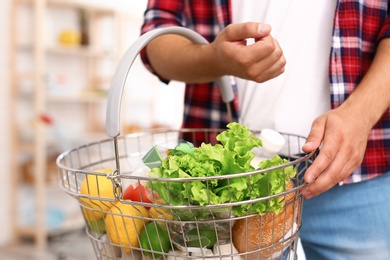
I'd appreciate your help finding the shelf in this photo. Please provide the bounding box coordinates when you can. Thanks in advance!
[18,0,118,14]
[17,90,108,104]
[17,44,115,58]
[15,71,34,80]
[16,142,35,153]
[47,91,108,103]
[46,45,115,57]
[10,0,126,249]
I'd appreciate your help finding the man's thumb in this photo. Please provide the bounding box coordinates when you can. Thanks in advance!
[302,118,326,153]
[227,22,271,41]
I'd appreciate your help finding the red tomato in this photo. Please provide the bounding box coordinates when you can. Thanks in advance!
[123,183,153,209]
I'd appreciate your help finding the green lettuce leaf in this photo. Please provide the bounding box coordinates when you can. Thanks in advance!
[147,122,296,219]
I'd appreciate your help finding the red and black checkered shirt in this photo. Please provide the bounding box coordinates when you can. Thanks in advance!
[140,0,390,184]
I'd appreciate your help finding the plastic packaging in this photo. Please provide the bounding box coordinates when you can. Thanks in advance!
[251,128,286,167]
[142,140,195,169]
[212,243,241,260]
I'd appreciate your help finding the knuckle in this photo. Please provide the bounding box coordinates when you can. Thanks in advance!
[279,65,286,74]
[246,67,260,79]
[351,150,364,167]
[256,78,267,83]
[241,23,251,35]
[263,39,276,54]
[320,150,333,164]
[223,23,235,37]
[262,44,275,56]
[305,184,321,197]
[275,60,286,74]
[274,47,284,59]
[279,55,287,67]
[329,171,342,186]
[237,56,254,68]
[309,163,323,177]
[312,116,322,126]
[256,74,274,83]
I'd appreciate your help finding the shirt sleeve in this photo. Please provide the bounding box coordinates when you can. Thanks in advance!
[139,0,186,84]
[377,10,390,41]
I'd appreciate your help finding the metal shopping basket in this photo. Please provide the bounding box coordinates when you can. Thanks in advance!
[56,27,317,260]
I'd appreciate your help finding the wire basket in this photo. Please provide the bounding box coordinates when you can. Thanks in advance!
[56,27,316,260]
[57,128,314,260]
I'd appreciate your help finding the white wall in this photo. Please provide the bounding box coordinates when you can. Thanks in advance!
[0,0,12,247]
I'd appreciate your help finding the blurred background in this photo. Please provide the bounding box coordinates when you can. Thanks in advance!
[0,0,184,258]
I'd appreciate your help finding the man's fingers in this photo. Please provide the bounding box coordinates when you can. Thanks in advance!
[304,125,341,184]
[224,22,271,41]
[304,147,333,184]
[302,146,355,199]
[302,116,326,153]
[236,38,283,81]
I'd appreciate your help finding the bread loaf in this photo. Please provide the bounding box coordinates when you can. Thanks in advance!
[232,180,298,259]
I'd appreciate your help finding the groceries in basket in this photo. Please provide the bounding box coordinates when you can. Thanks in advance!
[146,122,295,217]
[76,123,300,259]
[79,168,116,234]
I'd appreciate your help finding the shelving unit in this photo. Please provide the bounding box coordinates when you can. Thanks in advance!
[9,0,126,249]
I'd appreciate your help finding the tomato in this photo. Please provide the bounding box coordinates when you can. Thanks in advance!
[139,222,171,258]
[123,183,153,209]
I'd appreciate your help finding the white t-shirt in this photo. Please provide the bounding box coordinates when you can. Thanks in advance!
[232,0,336,138]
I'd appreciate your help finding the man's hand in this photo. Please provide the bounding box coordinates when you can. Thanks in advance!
[301,38,390,199]
[301,105,370,199]
[146,22,286,83]
[209,22,286,82]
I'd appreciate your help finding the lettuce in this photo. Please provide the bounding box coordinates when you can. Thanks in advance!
[147,122,295,219]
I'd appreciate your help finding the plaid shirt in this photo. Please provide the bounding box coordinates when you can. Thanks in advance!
[140,0,390,184]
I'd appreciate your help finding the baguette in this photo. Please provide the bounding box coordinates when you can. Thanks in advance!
[232,180,298,259]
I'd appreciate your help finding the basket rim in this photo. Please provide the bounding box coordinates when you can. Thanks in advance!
[56,127,314,181]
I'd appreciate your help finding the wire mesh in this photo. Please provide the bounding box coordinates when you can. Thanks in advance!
[56,128,315,260]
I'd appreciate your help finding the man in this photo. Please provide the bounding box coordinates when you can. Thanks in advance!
[140,1,390,258]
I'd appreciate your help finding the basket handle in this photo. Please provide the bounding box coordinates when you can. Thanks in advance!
[106,26,234,138]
